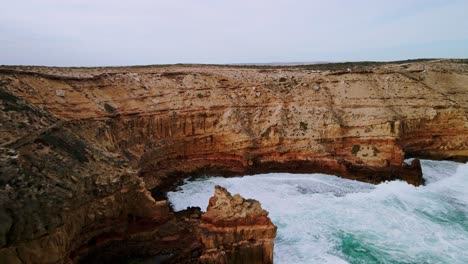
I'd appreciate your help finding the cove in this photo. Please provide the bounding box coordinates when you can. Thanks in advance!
[168,160,468,264]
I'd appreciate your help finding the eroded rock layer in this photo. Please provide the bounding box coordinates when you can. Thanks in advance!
[198,185,277,264]
[0,60,467,263]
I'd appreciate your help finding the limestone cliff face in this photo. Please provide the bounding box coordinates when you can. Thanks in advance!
[0,60,467,263]
[2,61,467,186]
[198,185,277,264]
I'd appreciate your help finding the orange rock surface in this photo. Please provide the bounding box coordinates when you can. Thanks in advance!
[0,60,467,263]
[198,185,277,264]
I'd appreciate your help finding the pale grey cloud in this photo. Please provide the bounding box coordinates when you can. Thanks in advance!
[1,0,467,66]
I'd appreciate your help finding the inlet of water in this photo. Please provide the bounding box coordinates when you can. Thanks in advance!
[168,160,468,264]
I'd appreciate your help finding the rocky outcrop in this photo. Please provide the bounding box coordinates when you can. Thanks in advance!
[0,87,194,263]
[0,60,467,263]
[198,186,277,264]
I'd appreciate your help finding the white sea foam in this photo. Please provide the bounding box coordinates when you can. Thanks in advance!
[167,160,468,263]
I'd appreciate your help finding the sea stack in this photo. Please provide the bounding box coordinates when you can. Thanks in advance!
[197,185,277,264]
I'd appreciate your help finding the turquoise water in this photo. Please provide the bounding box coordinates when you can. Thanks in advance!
[167,160,468,264]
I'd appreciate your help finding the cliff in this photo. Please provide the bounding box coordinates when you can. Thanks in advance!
[0,59,467,263]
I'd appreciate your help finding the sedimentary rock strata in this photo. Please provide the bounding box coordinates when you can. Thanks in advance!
[198,185,277,264]
[0,60,467,263]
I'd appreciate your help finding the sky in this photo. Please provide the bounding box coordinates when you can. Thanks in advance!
[1,0,467,66]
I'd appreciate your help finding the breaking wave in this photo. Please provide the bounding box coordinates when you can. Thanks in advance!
[168,160,468,263]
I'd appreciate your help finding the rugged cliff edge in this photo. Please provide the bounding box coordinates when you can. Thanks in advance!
[0,60,467,263]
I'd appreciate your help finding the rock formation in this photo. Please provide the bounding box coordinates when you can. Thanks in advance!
[198,185,277,264]
[0,59,467,263]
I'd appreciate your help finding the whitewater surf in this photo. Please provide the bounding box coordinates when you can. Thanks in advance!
[168,160,468,264]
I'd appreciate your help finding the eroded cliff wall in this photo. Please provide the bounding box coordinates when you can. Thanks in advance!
[0,60,467,263]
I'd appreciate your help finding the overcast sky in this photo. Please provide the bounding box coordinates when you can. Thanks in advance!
[1,0,467,66]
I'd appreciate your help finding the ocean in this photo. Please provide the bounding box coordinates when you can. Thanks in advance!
[168,160,468,264]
